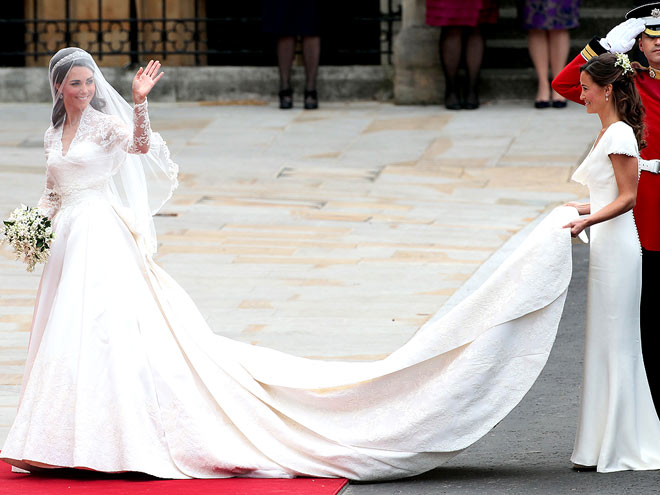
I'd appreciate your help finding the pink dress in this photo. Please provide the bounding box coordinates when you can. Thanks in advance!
[426,0,499,27]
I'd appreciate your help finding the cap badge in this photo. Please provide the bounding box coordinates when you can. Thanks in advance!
[652,8,660,17]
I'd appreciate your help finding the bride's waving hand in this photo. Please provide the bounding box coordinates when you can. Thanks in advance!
[132,60,164,104]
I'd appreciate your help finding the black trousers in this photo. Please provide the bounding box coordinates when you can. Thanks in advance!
[641,248,660,418]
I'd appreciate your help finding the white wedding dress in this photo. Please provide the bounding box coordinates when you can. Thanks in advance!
[570,121,660,472]
[1,100,582,480]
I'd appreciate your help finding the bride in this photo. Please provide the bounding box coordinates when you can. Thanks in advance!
[1,47,586,479]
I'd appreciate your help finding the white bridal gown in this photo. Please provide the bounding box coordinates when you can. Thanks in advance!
[2,103,580,480]
[570,121,660,472]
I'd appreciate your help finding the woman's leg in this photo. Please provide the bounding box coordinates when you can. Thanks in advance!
[528,29,551,104]
[302,36,321,109]
[549,29,571,103]
[277,36,296,90]
[440,26,463,109]
[464,26,484,109]
[302,36,321,91]
[277,36,296,108]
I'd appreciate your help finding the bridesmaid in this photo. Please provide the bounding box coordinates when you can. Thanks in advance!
[563,53,660,472]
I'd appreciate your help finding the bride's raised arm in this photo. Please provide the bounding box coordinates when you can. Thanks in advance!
[125,99,151,155]
[125,60,164,154]
[105,60,163,155]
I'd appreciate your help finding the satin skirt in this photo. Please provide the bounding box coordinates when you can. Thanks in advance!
[571,210,660,472]
[1,202,578,479]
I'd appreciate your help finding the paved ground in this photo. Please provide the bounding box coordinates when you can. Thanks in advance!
[1,99,642,492]
[345,243,660,494]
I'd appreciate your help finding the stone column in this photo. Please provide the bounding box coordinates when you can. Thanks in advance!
[393,0,442,104]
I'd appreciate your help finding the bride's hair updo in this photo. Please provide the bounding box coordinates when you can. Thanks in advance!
[49,48,106,128]
[580,53,646,149]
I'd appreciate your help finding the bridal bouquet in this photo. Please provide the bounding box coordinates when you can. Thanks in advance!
[2,205,55,272]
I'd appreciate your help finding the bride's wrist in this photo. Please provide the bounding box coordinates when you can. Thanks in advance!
[133,95,146,105]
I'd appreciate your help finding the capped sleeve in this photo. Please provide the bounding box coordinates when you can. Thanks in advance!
[606,122,638,158]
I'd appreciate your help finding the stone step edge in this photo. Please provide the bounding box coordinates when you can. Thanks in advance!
[0,66,564,103]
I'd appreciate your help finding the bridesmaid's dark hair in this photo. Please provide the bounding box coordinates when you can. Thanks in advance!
[49,48,106,128]
[581,53,646,149]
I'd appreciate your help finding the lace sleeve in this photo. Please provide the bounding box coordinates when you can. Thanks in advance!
[38,128,61,219]
[37,170,61,219]
[107,99,151,155]
[126,99,151,154]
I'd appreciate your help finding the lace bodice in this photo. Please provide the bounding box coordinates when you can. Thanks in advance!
[37,100,151,217]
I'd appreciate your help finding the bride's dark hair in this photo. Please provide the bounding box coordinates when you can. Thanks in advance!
[49,48,106,128]
[581,53,646,149]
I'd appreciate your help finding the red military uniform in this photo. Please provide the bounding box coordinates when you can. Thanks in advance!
[553,37,660,251]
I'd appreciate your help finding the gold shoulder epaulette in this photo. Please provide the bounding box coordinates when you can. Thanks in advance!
[581,44,599,61]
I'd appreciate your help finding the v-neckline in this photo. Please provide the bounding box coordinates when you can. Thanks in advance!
[60,108,86,157]
[588,121,621,158]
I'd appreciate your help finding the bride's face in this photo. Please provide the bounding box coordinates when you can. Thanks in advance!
[579,72,610,115]
[60,66,95,113]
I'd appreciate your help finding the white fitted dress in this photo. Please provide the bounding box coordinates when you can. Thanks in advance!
[571,121,660,472]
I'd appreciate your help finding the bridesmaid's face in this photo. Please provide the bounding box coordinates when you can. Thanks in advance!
[639,33,660,67]
[60,66,95,113]
[579,72,609,115]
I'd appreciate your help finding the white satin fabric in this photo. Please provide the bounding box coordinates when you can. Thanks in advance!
[1,114,581,479]
[571,121,660,472]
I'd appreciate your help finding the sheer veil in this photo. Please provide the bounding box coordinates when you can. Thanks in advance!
[48,47,178,256]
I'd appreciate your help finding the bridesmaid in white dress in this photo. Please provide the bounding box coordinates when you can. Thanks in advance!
[563,52,660,472]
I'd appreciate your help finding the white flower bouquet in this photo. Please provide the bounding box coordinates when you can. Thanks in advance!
[2,205,55,272]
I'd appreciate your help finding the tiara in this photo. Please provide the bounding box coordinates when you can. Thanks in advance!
[51,49,93,74]
[614,53,634,76]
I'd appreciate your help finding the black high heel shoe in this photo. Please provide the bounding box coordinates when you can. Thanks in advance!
[463,87,480,110]
[304,89,318,110]
[444,90,461,110]
[279,88,293,109]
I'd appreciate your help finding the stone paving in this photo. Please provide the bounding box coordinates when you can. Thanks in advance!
[0,100,596,449]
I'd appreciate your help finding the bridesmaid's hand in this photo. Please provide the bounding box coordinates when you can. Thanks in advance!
[563,217,591,238]
[564,202,590,216]
[132,60,164,104]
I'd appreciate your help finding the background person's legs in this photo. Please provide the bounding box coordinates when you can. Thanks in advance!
[440,26,463,109]
[528,29,551,105]
[464,26,484,109]
[549,29,570,103]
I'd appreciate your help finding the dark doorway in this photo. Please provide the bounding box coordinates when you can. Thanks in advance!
[205,1,383,66]
[0,3,26,66]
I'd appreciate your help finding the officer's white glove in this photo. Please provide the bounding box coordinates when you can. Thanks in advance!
[599,18,647,53]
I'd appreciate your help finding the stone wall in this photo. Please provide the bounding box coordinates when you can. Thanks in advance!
[0,65,393,103]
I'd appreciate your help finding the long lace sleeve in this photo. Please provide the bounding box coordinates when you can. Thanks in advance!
[105,99,152,155]
[126,99,151,154]
[38,129,61,219]
[37,170,61,219]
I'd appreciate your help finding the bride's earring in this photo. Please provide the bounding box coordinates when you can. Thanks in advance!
[605,92,609,102]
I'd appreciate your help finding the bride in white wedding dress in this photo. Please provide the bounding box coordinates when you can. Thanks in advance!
[1,47,585,480]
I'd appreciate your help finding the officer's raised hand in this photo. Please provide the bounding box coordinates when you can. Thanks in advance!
[599,18,647,53]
